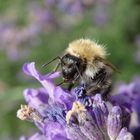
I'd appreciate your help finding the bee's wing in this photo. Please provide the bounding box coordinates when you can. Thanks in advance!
[95,56,120,73]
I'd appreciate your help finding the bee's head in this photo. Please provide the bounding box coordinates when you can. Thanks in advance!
[61,54,86,82]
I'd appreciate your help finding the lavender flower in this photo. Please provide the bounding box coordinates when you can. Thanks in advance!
[93,0,111,27]
[0,22,41,61]
[110,78,140,136]
[0,2,55,61]
[17,62,133,140]
[110,80,140,114]
[0,0,113,61]
[20,133,47,140]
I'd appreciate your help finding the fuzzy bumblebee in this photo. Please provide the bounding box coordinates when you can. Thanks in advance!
[43,39,117,97]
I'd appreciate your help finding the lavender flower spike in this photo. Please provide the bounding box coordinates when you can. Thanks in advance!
[17,62,134,140]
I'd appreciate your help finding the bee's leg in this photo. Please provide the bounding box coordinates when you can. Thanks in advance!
[67,82,75,91]
[53,62,61,72]
[102,86,111,100]
[57,80,66,86]
[45,62,61,78]
[85,79,112,99]
[102,81,112,100]
[42,56,62,68]
[74,63,85,85]
[86,85,101,96]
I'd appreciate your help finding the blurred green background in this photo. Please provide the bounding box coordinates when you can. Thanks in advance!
[0,0,140,139]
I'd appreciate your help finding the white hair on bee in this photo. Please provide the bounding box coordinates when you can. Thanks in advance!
[66,38,107,62]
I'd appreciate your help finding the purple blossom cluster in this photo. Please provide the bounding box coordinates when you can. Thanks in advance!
[0,0,110,61]
[110,77,140,125]
[17,62,134,140]
[0,3,50,61]
[0,22,41,61]
[93,0,111,27]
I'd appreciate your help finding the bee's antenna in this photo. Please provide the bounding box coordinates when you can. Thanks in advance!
[42,56,62,68]
[74,64,85,85]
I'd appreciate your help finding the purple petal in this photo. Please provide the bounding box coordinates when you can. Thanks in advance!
[110,93,132,111]
[93,94,109,117]
[20,133,48,140]
[19,136,27,140]
[92,105,106,129]
[92,95,110,139]
[43,120,68,139]
[107,106,122,140]
[116,127,134,140]
[133,97,140,113]
[66,125,89,140]
[23,88,49,117]
[132,82,140,99]
[52,134,70,140]
[79,112,105,140]
[28,133,47,140]
[23,62,60,81]
[23,62,75,110]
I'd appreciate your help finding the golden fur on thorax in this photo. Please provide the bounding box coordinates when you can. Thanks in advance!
[66,39,107,63]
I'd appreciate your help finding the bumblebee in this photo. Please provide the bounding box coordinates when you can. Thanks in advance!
[43,39,118,97]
